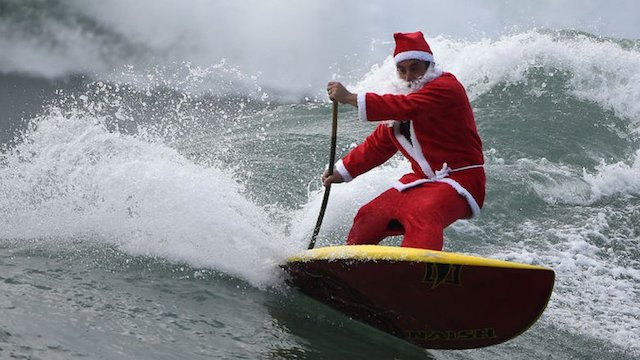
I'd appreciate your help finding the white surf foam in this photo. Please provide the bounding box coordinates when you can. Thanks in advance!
[582,149,640,201]
[0,107,290,287]
[483,151,640,206]
[490,211,640,355]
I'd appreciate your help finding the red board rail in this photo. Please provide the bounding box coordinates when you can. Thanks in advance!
[283,245,555,349]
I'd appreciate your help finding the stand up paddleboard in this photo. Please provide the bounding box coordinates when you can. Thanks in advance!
[282,245,555,350]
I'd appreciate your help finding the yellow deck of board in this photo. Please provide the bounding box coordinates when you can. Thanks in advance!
[287,245,550,270]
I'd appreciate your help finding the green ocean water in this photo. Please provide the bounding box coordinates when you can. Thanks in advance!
[2,2,640,358]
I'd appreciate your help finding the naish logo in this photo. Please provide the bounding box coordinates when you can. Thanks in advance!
[422,263,462,288]
[408,328,497,341]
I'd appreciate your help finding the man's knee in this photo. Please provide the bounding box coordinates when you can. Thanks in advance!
[347,204,390,245]
[400,213,445,250]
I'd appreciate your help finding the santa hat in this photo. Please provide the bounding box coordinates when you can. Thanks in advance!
[393,31,434,64]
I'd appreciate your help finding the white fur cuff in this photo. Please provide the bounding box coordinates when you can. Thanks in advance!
[335,159,354,182]
[357,93,368,123]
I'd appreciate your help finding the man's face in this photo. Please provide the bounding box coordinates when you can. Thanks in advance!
[396,59,428,82]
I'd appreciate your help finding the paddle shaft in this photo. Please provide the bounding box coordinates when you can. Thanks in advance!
[308,101,338,249]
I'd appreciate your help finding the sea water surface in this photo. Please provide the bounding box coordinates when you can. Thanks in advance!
[1,1,640,359]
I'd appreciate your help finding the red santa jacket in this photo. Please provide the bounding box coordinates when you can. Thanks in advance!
[335,72,485,217]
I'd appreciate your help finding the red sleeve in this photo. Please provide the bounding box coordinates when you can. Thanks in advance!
[364,75,457,122]
[341,124,397,179]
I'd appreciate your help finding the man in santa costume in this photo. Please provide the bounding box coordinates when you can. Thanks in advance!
[324,31,485,251]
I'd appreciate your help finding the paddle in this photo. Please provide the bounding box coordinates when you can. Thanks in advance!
[308,100,338,249]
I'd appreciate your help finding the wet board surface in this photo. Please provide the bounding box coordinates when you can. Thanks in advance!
[282,245,555,349]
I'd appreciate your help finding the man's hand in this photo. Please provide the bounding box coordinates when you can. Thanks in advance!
[322,169,344,187]
[327,81,357,106]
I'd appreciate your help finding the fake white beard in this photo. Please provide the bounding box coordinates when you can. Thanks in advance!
[384,62,443,126]
[390,62,443,95]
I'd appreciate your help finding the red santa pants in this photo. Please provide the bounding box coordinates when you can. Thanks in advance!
[346,182,471,250]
